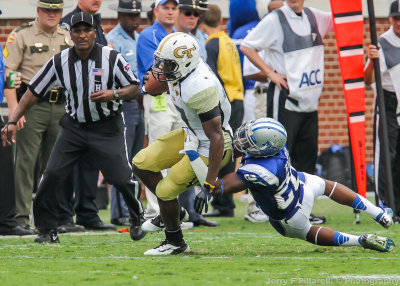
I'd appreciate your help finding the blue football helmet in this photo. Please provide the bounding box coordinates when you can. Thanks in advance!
[234,118,287,157]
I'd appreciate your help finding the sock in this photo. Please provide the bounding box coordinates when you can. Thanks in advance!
[165,228,184,245]
[351,194,382,219]
[333,231,361,247]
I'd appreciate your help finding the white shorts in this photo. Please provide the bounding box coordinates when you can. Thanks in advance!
[270,173,326,240]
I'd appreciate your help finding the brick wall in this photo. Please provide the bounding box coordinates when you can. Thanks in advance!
[0,18,391,163]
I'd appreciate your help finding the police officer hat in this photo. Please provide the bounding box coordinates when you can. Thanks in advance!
[198,0,208,11]
[32,0,71,9]
[109,0,142,14]
[179,0,200,10]
[389,0,400,17]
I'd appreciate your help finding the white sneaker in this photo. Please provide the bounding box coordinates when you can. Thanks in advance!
[144,240,190,255]
[180,222,194,230]
[244,210,269,223]
[141,208,189,233]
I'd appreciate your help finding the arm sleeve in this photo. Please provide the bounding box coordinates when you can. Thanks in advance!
[241,13,280,51]
[28,57,58,98]
[243,52,264,76]
[311,8,334,37]
[186,86,220,115]
[205,38,220,76]
[114,53,140,88]
[3,29,24,70]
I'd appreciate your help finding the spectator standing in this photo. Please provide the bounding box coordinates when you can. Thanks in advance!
[3,0,72,231]
[136,0,184,220]
[106,0,145,226]
[2,12,146,243]
[200,4,244,218]
[173,0,218,228]
[364,0,400,223]
[59,0,116,232]
[0,44,35,236]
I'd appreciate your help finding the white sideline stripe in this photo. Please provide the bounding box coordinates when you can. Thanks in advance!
[334,15,363,24]
[340,49,364,57]
[0,231,119,240]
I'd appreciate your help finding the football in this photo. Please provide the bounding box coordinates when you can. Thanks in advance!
[144,71,169,95]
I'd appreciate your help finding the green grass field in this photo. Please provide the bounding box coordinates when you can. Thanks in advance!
[0,196,399,286]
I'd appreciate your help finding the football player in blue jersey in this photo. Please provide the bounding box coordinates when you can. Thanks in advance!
[195,118,395,252]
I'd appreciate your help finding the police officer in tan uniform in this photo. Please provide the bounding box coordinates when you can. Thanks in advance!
[3,0,73,230]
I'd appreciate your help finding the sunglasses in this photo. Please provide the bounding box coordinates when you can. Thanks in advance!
[183,10,200,17]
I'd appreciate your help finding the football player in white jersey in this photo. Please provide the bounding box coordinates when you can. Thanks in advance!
[196,118,395,252]
[133,32,233,255]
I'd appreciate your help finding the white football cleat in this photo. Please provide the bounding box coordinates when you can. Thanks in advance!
[360,234,395,252]
[244,210,269,223]
[141,208,189,233]
[144,240,190,255]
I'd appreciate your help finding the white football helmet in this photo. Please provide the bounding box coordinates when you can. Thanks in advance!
[234,118,287,157]
[152,32,200,82]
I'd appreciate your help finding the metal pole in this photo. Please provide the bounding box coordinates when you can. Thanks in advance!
[367,0,395,210]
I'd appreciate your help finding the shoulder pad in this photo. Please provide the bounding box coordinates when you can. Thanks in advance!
[15,22,32,33]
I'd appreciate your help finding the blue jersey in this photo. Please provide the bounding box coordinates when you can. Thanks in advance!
[237,146,305,220]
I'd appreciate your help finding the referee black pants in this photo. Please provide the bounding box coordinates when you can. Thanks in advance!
[33,114,144,232]
[374,89,400,217]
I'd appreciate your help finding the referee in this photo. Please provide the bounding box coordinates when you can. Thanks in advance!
[1,11,146,243]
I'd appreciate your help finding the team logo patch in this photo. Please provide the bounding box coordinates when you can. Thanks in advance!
[174,45,196,59]
[124,63,130,72]
[7,33,15,44]
[3,47,8,58]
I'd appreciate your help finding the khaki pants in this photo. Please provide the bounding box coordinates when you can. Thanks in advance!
[133,129,232,201]
[14,102,65,225]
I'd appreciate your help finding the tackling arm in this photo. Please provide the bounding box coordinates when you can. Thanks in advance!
[213,172,248,196]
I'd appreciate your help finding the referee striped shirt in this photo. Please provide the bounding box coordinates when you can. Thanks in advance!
[28,43,139,123]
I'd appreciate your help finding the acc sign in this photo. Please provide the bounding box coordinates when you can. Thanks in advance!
[174,45,196,59]
[298,69,322,88]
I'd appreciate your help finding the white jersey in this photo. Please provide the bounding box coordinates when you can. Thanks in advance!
[241,4,333,112]
[168,60,232,157]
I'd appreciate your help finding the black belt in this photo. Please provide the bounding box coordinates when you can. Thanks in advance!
[38,88,65,104]
[255,86,269,93]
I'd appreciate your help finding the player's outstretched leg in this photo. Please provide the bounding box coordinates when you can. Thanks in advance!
[324,180,393,228]
[306,226,395,252]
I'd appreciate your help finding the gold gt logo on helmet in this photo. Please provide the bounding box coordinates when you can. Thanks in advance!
[174,45,196,59]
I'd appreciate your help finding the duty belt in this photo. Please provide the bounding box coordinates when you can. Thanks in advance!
[255,86,269,94]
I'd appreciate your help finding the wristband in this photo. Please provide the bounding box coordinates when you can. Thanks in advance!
[204,181,215,193]
[7,122,17,125]
[220,180,224,197]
